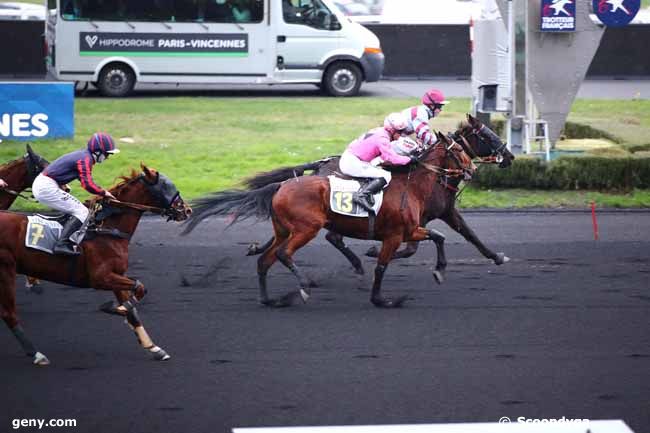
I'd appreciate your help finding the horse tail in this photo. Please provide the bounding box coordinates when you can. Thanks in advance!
[242,157,337,190]
[181,182,282,235]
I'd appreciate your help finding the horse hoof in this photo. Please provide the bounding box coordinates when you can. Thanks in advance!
[307,279,319,288]
[300,289,310,303]
[371,296,407,308]
[365,246,379,257]
[99,301,127,316]
[33,352,50,366]
[433,270,445,284]
[353,266,365,275]
[246,243,260,256]
[262,294,295,308]
[26,284,44,295]
[150,346,171,361]
[495,253,510,265]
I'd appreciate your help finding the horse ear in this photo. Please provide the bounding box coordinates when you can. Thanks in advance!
[26,143,34,156]
[467,113,478,126]
[141,163,153,179]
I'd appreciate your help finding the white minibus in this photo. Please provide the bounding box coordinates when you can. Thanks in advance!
[45,0,384,96]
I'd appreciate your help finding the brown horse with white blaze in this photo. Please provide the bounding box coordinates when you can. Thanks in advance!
[0,165,192,365]
[183,133,475,308]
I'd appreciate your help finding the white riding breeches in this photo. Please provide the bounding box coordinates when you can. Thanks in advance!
[32,174,89,223]
[339,151,392,184]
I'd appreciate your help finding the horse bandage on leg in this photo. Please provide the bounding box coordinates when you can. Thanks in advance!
[131,279,146,301]
[12,325,37,356]
[122,299,155,349]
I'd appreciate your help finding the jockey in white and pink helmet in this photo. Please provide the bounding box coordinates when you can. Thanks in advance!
[400,88,448,148]
[339,112,418,213]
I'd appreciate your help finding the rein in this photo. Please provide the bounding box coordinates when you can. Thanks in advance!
[1,188,35,201]
[104,198,171,216]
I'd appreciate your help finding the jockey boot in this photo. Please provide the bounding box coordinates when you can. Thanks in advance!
[53,218,83,256]
[353,178,387,213]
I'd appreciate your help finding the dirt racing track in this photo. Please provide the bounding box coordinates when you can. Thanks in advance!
[1,210,649,433]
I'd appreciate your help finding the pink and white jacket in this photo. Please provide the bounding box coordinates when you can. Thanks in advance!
[401,105,437,147]
[346,128,412,165]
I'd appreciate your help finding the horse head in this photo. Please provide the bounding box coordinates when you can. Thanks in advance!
[457,114,515,168]
[24,144,49,184]
[110,164,192,221]
[417,132,476,183]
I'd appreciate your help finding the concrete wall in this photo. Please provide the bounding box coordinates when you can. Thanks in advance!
[0,21,45,77]
[366,23,650,79]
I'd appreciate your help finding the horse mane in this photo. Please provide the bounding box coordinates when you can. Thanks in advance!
[110,170,142,193]
[85,170,142,207]
[0,157,24,173]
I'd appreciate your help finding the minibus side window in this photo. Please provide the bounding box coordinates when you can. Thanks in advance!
[282,0,340,30]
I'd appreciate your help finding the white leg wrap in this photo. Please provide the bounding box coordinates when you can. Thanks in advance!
[33,351,50,366]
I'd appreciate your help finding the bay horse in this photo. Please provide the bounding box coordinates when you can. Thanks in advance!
[0,165,192,365]
[0,144,49,210]
[183,133,475,308]
[244,114,514,278]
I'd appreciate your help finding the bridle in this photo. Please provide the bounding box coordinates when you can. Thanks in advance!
[416,140,475,193]
[0,152,48,202]
[455,124,509,165]
[25,152,48,184]
[98,173,186,221]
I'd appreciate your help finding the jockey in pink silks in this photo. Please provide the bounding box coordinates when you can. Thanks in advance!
[339,112,419,213]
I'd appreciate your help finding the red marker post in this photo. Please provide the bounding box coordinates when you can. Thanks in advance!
[591,201,599,241]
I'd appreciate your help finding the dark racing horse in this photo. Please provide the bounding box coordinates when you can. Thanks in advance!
[244,114,514,277]
[0,165,192,365]
[0,145,50,290]
[183,133,475,308]
[0,144,49,210]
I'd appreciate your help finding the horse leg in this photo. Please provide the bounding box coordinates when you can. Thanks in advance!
[370,236,408,308]
[257,235,284,306]
[25,276,43,294]
[442,209,510,265]
[0,267,49,365]
[325,231,364,275]
[247,236,274,256]
[406,227,447,284]
[95,275,170,361]
[366,241,420,260]
[273,227,321,307]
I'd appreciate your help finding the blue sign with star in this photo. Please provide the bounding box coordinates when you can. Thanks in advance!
[541,0,576,32]
[593,0,641,27]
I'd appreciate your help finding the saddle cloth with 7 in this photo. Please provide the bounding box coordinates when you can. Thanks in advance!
[25,215,63,254]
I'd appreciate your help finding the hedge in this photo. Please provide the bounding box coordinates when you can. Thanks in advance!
[473,156,650,190]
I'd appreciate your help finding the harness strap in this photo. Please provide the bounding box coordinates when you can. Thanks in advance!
[418,162,465,177]
[104,198,168,215]
[89,227,132,240]
[1,188,35,201]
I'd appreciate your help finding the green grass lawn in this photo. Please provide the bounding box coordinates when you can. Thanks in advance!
[2,96,649,211]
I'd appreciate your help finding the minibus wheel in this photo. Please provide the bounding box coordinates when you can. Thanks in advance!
[323,62,362,97]
[98,63,135,97]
